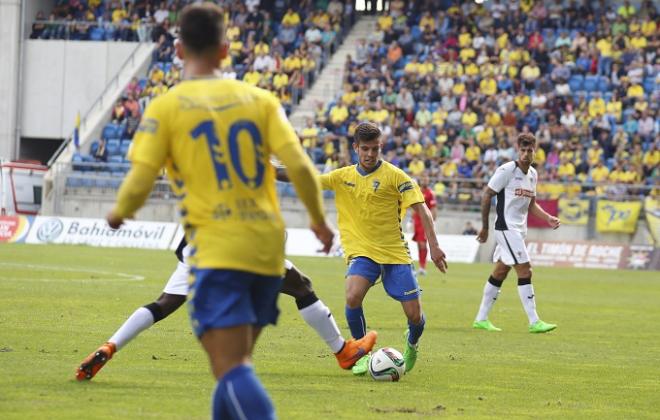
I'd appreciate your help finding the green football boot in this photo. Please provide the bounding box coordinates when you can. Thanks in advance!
[403,330,418,373]
[472,319,502,332]
[529,320,557,333]
[351,354,370,375]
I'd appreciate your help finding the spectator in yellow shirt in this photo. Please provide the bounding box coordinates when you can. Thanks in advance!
[558,157,576,179]
[419,11,435,31]
[514,93,531,112]
[273,71,289,89]
[479,76,497,96]
[458,26,472,48]
[405,138,423,157]
[588,93,606,118]
[464,139,481,164]
[328,100,349,127]
[408,157,426,177]
[627,83,644,98]
[441,159,458,178]
[282,8,301,27]
[242,67,261,86]
[462,108,478,128]
[377,14,393,31]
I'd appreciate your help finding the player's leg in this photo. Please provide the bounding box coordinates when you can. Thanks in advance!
[190,269,281,420]
[413,223,428,275]
[473,258,510,332]
[381,263,424,373]
[279,260,377,369]
[76,261,189,380]
[499,230,557,333]
[512,262,557,333]
[416,240,428,275]
[345,257,381,339]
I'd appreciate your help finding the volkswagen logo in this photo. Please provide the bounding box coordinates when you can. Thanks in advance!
[36,218,64,242]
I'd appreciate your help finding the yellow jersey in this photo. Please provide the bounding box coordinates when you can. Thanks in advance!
[130,78,310,276]
[320,160,424,264]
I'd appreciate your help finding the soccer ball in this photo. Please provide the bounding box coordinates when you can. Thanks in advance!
[368,347,406,382]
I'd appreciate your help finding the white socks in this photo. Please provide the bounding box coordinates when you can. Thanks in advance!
[299,300,345,353]
[517,283,540,325]
[475,281,501,322]
[108,307,155,350]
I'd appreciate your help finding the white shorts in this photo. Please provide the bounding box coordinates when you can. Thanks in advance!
[163,244,192,296]
[493,230,530,266]
[162,250,294,296]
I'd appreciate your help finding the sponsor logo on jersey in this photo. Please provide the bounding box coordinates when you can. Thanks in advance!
[514,188,535,198]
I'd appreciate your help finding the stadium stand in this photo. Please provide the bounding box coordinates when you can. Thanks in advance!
[60,0,354,192]
[300,0,658,208]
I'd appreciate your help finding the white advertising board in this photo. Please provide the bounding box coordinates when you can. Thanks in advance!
[284,229,479,263]
[26,216,178,250]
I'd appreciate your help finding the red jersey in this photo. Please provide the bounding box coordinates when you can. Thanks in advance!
[413,187,436,225]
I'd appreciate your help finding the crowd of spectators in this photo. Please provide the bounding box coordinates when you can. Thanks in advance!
[299,0,659,204]
[70,0,355,186]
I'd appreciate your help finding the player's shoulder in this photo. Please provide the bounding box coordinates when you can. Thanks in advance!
[382,160,408,177]
[529,166,538,178]
[496,161,517,173]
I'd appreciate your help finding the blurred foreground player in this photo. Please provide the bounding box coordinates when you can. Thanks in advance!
[101,4,334,419]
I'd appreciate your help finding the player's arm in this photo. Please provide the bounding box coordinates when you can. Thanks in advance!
[411,202,447,273]
[477,187,497,243]
[529,196,561,229]
[267,102,333,252]
[108,164,160,228]
[107,99,170,229]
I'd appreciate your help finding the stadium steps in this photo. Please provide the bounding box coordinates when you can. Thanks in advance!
[289,16,377,130]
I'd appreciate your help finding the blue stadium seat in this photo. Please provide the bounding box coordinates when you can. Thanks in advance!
[120,139,131,156]
[598,76,610,92]
[90,27,104,41]
[108,155,123,173]
[569,75,583,92]
[66,173,84,188]
[102,123,116,140]
[106,139,121,156]
[95,171,113,188]
[603,92,613,102]
[411,26,422,40]
[643,77,656,93]
[584,75,598,92]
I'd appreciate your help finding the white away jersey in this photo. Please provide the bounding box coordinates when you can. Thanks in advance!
[487,161,536,235]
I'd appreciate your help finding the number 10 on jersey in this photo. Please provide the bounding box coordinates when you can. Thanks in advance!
[191,119,265,190]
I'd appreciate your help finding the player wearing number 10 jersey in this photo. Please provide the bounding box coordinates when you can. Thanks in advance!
[105,4,333,419]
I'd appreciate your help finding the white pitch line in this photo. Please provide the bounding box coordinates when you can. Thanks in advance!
[0,262,145,282]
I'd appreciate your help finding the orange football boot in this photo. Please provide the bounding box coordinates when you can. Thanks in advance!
[335,330,377,369]
[76,342,117,381]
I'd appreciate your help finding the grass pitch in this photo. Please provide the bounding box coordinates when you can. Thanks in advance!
[1,243,659,419]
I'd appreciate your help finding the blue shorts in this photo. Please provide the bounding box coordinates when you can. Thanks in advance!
[188,269,283,338]
[346,257,420,301]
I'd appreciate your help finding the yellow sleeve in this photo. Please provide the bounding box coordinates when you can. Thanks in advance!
[129,96,170,170]
[266,96,325,226]
[319,171,338,190]
[112,163,160,218]
[395,170,424,208]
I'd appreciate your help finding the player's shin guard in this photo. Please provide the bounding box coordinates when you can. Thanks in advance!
[407,314,425,346]
[213,364,275,420]
[517,277,539,324]
[298,293,344,353]
[345,306,366,339]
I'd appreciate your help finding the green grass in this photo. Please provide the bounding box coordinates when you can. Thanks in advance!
[1,243,659,419]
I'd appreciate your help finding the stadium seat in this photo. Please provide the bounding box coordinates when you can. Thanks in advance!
[95,171,113,188]
[569,75,583,92]
[72,153,85,171]
[66,173,84,188]
[89,140,100,156]
[120,139,131,156]
[583,75,598,92]
[89,27,104,41]
[598,76,610,92]
[106,139,121,156]
[102,124,116,140]
[108,155,124,173]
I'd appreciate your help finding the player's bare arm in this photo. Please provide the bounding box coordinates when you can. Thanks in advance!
[477,186,497,243]
[528,197,561,229]
[411,202,447,273]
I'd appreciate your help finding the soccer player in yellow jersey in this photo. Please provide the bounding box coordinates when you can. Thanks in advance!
[319,122,448,376]
[105,5,333,420]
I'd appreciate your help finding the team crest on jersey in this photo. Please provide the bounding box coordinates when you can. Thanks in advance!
[372,180,381,192]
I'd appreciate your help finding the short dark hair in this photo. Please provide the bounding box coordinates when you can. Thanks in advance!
[179,3,225,55]
[517,133,537,148]
[354,122,381,144]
